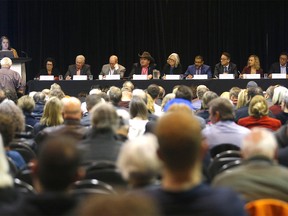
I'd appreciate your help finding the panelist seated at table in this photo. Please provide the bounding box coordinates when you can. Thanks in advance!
[100,55,126,78]
[268,52,288,78]
[65,55,91,80]
[36,57,60,79]
[214,52,238,78]
[240,54,264,78]
[161,53,183,79]
[184,55,212,79]
[0,35,18,58]
[128,51,156,80]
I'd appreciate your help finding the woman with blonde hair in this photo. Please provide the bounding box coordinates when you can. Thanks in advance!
[237,95,281,131]
[33,97,64,135]
[240,55,264,78]
[161,53,183,78]
[236,89,248,109]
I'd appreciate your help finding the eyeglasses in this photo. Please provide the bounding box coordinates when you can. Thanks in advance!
[220,58,228,61]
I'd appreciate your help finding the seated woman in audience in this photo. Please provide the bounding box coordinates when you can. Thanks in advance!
[196,91,218,123]
[237,95,281,131]
[17,95,38,127]
[236,89,248,110]
[33,97,64,136]
[0,36,18,58]
[36,57,60,79]
[128,96,149,140]
[275,92,288,125]
[270,85,288,116]
[240,55,263,78]
[117,133,161,189]
[161,53,182,79]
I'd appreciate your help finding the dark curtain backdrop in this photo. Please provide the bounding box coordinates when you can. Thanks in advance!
[1,0,287,81]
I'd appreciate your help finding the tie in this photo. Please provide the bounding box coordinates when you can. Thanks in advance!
[224,66,228,73]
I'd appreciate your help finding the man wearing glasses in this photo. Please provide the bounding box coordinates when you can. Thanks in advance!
[214,52,238,78]
[268,52,288,78]
[184,55,212,79]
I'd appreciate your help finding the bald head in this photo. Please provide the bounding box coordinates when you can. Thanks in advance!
[156,112,202,171]
[109,55,118,69]
[61,97,82,120]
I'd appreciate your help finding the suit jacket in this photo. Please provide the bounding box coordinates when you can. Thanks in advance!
[128,63,156,79]
[184,64,212,78]
[100,63,126,78]
[214,62,238,78]
[64,64,91,79]
[161,63,183,77]
[269,62,288,74]
[37,68,60,78]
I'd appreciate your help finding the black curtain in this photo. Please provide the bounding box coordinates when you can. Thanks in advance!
[1,0,288,81]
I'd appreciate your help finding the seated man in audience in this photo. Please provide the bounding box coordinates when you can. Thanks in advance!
[100,55,126,78]
[184,55,212,79]
[140,111,246,216]
[81,94,103,126]
[1,135,83,215]
[268,52,288,78]
[202,97,250,149]
[65,55,91,80]
[214,52,238,78]
[129,51,156,80]
[212,127,288,202]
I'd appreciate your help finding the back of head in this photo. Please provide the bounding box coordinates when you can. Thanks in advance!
[37,136,81,192]
[196,85,209,99]
[247,87,263,102]
[175,85,193,101]
[265,85,275,100]
[272,86,288,105]
[108,86,122,106]
[208,97,234,121]
[17,95,35,113]
[0,113,16,147]
[0,57,12,67]
[0,89,6,103]
[132,89,147,103]
[242,128,277,159]
[129,96,148,119]
[33,92,46,103]
[0,134,13,187]
[229,87,241,99]
[85,94,102,111]
[248,95,268,118]
[49,88,65,100]
[41,97,63,126]
[61,97,82,120]
[202,91,219,109]
[123,81,135,91]
[155,112,201,171]
[147,84,160,100]
[91,102,119,131]
[236,89,248,109]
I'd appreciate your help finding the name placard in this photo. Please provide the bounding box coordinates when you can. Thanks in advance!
[133,75,148,80]
[73,75,87,80]
[272,73,286,79]
[193,74,208,80]
[165,75,181,80]
[39,75,54,81]
[243,74,261,79]
[219,74,234,79]
[105,74,121,80]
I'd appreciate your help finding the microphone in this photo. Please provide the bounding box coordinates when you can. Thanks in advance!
[21,51,29,58]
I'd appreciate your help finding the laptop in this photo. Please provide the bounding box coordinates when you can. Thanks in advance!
[0,50,14,59]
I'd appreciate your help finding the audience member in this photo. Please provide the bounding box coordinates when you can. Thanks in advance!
[213,128,288,202]
[214,52,238,78]
[240,54,263,78]
[161,53,183,78]
[100,55,126,78]
[268,52,288,78]
[192,85,209,110]
[65,55,91,80]
[118,87,132,110]
[129,51,156,80]
[80,94,102,127]
[269,85,288,116]
[184,55,212,79]
[264,85,275,107]
[117,133,161,189]
[160,93,175,111]
[147,84,162,116]
[196,91,218,123]
[17,95,38,127]
[31,92,46,120]
[202,97,250,149]
[108,86,122,108]
[0,57,23,97]
[237,95,281,131]
[236,89,248,110]
[36,57,60,79]
[275,92,288,125]
[229,86,241,106]
[140,111,246,216]
[122,80,134,91]
[0,36,18,58]
[79,102,122,162]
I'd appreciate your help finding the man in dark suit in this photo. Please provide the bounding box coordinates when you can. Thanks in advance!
[65,55,91,80]
[184,55,212,79]
[129,51,156,80]
[214,52,238,78]
[268,52,288,78]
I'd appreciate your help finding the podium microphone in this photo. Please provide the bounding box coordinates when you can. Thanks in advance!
[21,51,29,58]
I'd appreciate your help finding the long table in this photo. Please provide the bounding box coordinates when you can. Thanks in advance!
[26,79,288,96]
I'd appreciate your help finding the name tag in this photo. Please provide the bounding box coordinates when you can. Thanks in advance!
[133,75,148,80]
[243,74,261,79]
[165,75,181,80]
[193,74,208,80]
[39,75,54,81]
[105,75,121,80]
[73,75,87,80]
[219,74,234,79]
[271,73,286,79]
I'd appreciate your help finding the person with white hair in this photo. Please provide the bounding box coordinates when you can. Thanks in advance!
[117,133,161,188]
[270,85,288,116]
[64,55,91,80]
[0,57,23,96]
[161,53,183,79]
[213,127,288,202]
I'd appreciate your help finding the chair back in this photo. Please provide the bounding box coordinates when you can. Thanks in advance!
[208,157,241,180]
[7,156,19,177]
[218,159,242,174]
[245,199,288,216]
[16,167,33,185]
[215,150,241,159]
[73,179,116,194]
[210,143,240,158]
[14,178,36,194]
[9,142,36,163]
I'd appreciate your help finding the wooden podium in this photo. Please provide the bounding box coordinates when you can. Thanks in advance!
[10,57,32,86]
